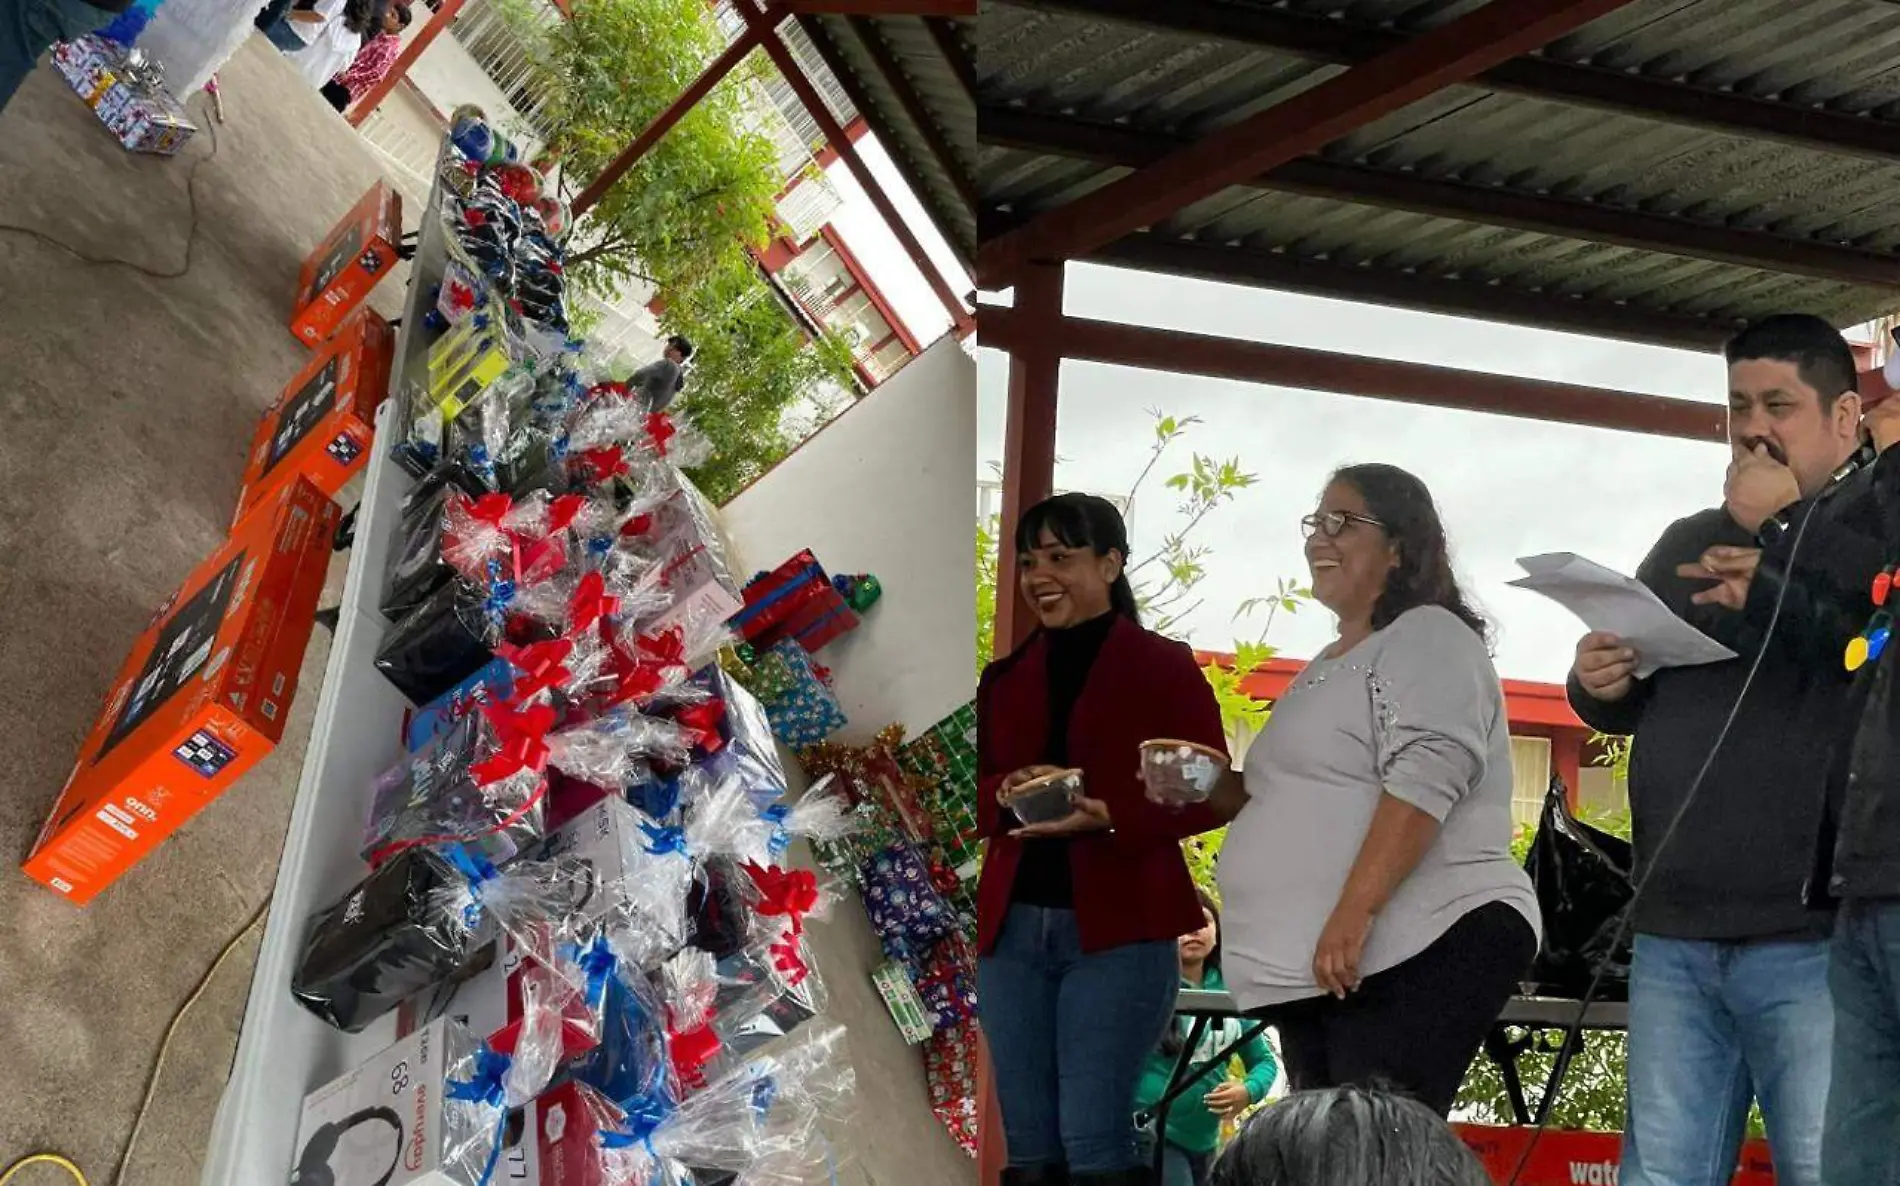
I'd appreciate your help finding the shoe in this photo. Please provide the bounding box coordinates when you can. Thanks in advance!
[1001,1167,1070,1186]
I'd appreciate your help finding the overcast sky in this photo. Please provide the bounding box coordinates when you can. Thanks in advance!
[975,265,1740,685]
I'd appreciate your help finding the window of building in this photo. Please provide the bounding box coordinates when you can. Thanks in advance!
[1509,736,1552,830]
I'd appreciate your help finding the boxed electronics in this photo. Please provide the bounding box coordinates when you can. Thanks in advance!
[22,479,338,904]
[293,181,403,346]
[290,1017,500,1186]
[235,306,396,522]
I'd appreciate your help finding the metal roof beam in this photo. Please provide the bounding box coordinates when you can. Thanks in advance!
[924,16,977,106]
[1012,0,1900,162]
[981,106,1900,289]
[976,0,1643,286]
[796,14,974,270]
[977,302,1726,442]
[847,16,978,208]
[1090,234,1742,354]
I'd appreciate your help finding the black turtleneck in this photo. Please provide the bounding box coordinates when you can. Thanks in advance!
[1010,611,1116,908]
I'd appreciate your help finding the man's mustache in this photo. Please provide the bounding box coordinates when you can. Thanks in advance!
[1739,437,1788,465]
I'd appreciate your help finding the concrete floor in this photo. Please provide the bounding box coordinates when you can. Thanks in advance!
[0,38,966,1186]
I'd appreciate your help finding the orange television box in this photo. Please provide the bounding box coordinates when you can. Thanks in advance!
[291,181,402,346]
[1454,1125,1775,1185]
[23,479,340,905]
[235,307,395,523]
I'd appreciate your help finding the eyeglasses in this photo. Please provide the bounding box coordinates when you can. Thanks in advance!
[1301,511,1386,540]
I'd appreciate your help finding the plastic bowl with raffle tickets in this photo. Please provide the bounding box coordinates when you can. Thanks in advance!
[1004,768,1084,825]
[1140,739,1226,805]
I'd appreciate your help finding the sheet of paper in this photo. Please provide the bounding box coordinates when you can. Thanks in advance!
[1509,552,1737,679]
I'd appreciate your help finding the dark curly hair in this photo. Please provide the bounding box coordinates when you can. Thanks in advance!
[1209,1085,1490,1186]
[1332,464,1486,642]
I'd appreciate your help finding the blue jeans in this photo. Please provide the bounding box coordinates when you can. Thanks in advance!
[1823,901,1900,1186]
[1138,1132,1211,1186]
[1622,934,1832,1186]
[0,0,118,112]
[978,905,1179,1174]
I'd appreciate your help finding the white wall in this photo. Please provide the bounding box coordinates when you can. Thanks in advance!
[722,336,976,740]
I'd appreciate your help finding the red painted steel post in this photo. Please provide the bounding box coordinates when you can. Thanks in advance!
[741,0,976,336]
[346,0,468,127]
[991,263,1063,657]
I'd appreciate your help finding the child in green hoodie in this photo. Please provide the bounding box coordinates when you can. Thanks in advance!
[1136,892,1279,1186]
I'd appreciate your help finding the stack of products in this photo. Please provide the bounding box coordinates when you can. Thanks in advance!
[724,550,882,750]
[800,728,978,1155]
[284,114,867,1186]
[896,702,982,917]
[50,35,195,156]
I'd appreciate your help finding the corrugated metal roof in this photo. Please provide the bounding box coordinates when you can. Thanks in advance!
[798,13,978,270]
[973,0,1900,348]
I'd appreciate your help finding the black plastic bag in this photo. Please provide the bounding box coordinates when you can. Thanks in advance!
[291,848,492,1032]
[1523,775,1633,1001]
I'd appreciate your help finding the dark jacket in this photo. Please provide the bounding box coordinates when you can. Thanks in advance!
[1796,446,1900,904]
[1566,507,1843,940]
[975,614,1229,955]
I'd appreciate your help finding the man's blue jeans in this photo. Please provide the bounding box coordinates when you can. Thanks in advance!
[0,0,117,113]
[978,904,1179,1174]
[1823,900,1900,1186]
[1622,934,1832,1186]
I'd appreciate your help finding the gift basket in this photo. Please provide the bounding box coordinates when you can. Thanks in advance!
[279,110,872,1186]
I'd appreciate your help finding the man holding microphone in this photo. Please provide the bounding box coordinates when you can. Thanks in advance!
[1569,315,1867,1186]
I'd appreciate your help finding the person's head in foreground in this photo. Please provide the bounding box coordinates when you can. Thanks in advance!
[1723,312,1861,497]
[1208,1087,1490,1186]
[1302,463,1485,641]
[1014,492,1138,630]
[664,334,695,365]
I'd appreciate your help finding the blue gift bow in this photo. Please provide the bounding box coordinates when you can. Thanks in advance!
[646,775,683,820]
[443,845,500,928]
[639,821,689,857]
[760,802,792,858]
[446,1044,511,1186]
[569,933,619,1012]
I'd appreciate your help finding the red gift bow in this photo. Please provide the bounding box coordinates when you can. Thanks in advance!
[586,380,629,402]
[743,863,819,933]
[469,698,557,785]
[465,492,513,527]
[606,645,665,705]
[667,1008,722,1091]
[675,698,725,752]
[570,571,621,633]
[618,513,654,539]
[547,494,587,533]
[645,413,676,457]
[576,446,629,484]
[497,638,574,700]
[637,627,686,668]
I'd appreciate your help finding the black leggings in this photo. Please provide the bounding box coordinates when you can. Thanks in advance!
[1257,901,1535,1116]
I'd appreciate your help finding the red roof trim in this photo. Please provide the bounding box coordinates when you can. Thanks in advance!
[1196,653,1589,733]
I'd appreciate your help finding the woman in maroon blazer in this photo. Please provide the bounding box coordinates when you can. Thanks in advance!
[976,493,1231,1186]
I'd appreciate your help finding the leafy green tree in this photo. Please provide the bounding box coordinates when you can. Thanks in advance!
[499,0,856,502]
[976,514,1000,674]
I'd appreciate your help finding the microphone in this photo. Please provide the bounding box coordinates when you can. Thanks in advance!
[1832,433,1880,487]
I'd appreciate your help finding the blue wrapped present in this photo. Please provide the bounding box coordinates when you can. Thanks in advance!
[757,640,845,749]
[859,841,956,965]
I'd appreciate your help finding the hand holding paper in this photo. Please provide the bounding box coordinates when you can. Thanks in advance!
[1510,553,1737,679]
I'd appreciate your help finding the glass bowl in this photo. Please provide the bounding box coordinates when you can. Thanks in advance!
[1005,768,1084,825]
[1140,739,1226,805]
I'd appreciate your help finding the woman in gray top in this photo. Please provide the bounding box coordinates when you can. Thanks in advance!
[1207,464,1540,1116]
